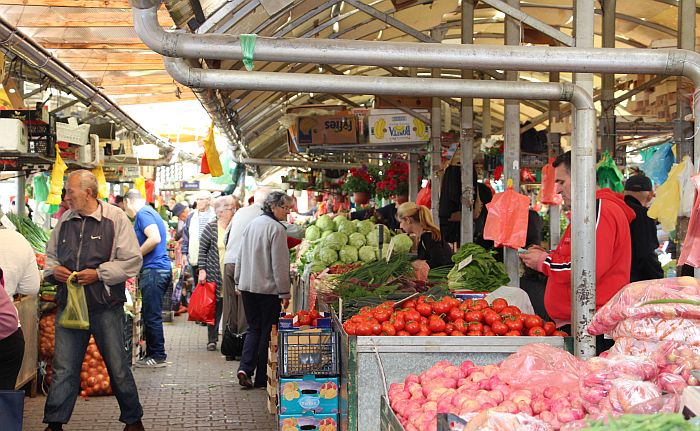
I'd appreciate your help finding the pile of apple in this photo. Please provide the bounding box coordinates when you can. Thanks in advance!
[388,359,586,431]
[342,296,568,337]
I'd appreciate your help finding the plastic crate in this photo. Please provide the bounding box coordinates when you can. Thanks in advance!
[279,376,339,415]
[279,330,339,377]
[56,121,90,145]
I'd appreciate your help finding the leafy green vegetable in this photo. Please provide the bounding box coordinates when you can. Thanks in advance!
[305,225,321,241]
[582,413,699,430]
[7,213,50,253]
[366,224,391,247]
[348,232,366,248]
[356,219,375,235]
[390,233,413,254]
[447,243,510,292]
[358,245,377,262]
[339,245,358,264]
[319,248,339,265]
[337,221,356,236]
[321,230,333,238]
[316,214,334,231]
[333,215,348,230]
[324,232,348,250]
[336,253,414,286]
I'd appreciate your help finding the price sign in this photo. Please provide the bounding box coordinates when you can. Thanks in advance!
[457,255,473,271]
[385,240,395,262]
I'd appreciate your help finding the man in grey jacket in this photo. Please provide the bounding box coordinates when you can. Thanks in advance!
[235,191,292,388]
[43,170,145,431]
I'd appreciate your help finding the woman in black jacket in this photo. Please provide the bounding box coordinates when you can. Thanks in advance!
[396,202,454,268]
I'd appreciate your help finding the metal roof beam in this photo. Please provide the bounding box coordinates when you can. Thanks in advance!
[479,0,574,46]
[343,0,438,43]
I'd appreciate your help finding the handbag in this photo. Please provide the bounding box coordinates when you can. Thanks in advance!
[0,390,24,431]
[221,325,246,359]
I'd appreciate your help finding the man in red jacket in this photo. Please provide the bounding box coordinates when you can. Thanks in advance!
[520,151,635,353]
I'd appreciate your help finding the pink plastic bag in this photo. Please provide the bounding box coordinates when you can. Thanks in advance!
[679,173,700,267]
[463,411,553,431]
[496,344,582,393]
[540,159,562,206]
[587,277,700,335]
[610,317,700,345]
[483,185,530,249]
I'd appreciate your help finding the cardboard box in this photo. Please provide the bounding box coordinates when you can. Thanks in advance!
[279,413,337,431]
[374,95,432,109]
[296,115,358,146]
[279,376,339,415]
[367,109,430,144]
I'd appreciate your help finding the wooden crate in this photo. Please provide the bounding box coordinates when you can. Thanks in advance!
[14,295,38,396]
[267,393,278,415]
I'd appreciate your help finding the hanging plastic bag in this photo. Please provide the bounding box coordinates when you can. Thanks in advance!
[91,165,109,199]
[679,173,700,267]
[188,281,216,325]
[596,151,625,192]
[58,273,90,330]
[642,142,675,185]
[46,144,67,206]
[483,180,530,249]
[416,180,431,208]
[648,159,686,232]
[678,156,695,217]
[133,176,147,200]
[202,122,223,177]
[540,158,562,205]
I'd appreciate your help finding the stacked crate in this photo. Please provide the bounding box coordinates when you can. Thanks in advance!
[624,74,693,122]
[267,325,279,415]
[277,313,339,431]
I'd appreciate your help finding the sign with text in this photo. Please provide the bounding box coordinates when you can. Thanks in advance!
[180,181,200,191]
[296,115,358,146]
[368,109,430,144]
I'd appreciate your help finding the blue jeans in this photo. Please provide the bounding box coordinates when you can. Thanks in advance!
[239,291,281,387]
[44,306,143,425]
[140,268,171,361]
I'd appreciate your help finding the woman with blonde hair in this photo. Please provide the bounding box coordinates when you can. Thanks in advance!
[396,202,454,268]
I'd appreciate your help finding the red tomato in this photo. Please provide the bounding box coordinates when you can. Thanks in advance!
[467,322,483,334]
[416,302,433,317]
[373,309,391,323]
[465,311,483,323]
[552,330,569,337]
[483,311,500,326]
[419,316,429,325]
[450,330,464,336]
[312,319,318,326]
[509,306,522,315]
[491,321,508,335]
[430,332,448,336]
[356,323,373,336]
[431,300,451,315]
[309,310,321,320]
[524,315,544,329]
[543,322,556,335]
[452,319,468,333]
[500,306,519,317]
[428,316,446,333]
[459,302,471,312]
[297,314,312,326]
[404,309,421,322]
[405,321,420,335]
[417,329,431,336]
[371,322,382,335]
[447,307,463,322]
[490,298,508,313]
[466,331,482,336]
[505,318,523,332]
[359,306,373,316]
[472,299,489,310]
[445,323,456,333]
[505,330,521,336]
[381,321,396,336]
[483,330,496,336]
[419,323,430,334]
[528,326,546,336]
[391,316,405,332]
[397,330,410,336]
[403,300,417,309]
[343,322,357,335]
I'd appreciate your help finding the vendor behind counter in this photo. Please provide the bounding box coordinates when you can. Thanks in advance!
[396,202,453,269]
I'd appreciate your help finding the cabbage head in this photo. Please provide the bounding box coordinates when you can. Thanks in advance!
[333,215,348,229]
[305,225,321,241]
[358,246,377,263]
[366,224,392,247]
[319,248,338,265]
[324,232,348,250]
[339,245,359,264]
[348,232,366,248]
[352,219,361,227]
[316,214,334,231]
[321,230,333,239]
[337,221,356,236]
[390,233,413,254]
[356,219,375,235]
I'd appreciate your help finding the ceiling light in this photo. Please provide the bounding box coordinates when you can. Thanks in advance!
[494,11,505,19]
[332,22,340,33]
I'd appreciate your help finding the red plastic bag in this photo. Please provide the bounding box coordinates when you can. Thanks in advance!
[679,173,700,267]
[188,281,216,325]
[540,159,563,205]
[483,183,530,249]
[416,181,431,208]
[496,343,583,393]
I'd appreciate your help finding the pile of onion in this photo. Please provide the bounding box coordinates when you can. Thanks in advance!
[39,312,56,361]
[80,336,112,398]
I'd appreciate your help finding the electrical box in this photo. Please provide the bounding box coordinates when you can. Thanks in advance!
[0,118,28,153]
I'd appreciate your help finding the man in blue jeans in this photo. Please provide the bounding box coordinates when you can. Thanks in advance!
[125,189,172,368]
[43,171,144,431]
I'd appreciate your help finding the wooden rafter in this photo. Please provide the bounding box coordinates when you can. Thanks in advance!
[85,75,176,86]
[41,42,149,49]
[99,84,190,95]
[114,93,197,105]
[57,53,165,65]
[62,63,166,72]
[0,1,131,8]
[10,12,174,27]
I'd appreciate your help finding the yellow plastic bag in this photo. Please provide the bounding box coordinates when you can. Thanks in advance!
[202,122,223,177]
[46,144,67,205]
[133,176,147,199]
[58,273,90,330]
[649,159,686,232]
[91,165,109,199]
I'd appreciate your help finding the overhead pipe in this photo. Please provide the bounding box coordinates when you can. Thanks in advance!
[0,14,179,160]
[241,158,362,170]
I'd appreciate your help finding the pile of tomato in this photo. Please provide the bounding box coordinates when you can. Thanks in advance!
[341,296,568,337]
[281,309,325,327]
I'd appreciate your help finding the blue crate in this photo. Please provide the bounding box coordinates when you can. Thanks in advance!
[279,376,339,415]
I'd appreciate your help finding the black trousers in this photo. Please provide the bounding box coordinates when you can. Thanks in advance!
[559,324,614,356]
[0,327,24,390]
[238,291,281,387]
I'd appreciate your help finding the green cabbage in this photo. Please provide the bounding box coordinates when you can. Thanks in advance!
[359,246,377,262]
[339,245,359,264]
[324,232,348,250]
[333,215,348,230]
[356,220,375,235]
[366,224,392,247]
[319,248,338,265]
[321,230,333,239]
[390,233,413,254]
[348,232,366,248]
[305,225,321,241]
[337,221,356,235]
[316,214,334,231]
[352,219,361,227]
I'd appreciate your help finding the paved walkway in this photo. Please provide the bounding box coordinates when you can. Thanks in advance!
[23,315,278,431]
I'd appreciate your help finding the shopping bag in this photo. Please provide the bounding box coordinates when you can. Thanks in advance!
[91,165,109,199]
[540,158,562,205]
[0,390,24,431]
[58,273,90,330]
[679,173,700,267]
[188,281,216,325]
[46,144,67,206]
[221,325,246,359]
[678,156,695,217]
[648,159,686,232]
[596,151,625,192]
[483,180,530,249]
[416,181,431,208]
[642,142,675,185]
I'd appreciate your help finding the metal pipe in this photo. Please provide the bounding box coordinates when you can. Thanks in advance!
[240,158,362,170]
[548,72,561,250]
[408,153,419,202]
[600,0,617,156]
[461,0,475,244]
[430,29,443,224]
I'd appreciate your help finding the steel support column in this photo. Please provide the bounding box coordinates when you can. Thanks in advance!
[17,174,25,217]
[573,0,597,359]
[503,0,521,286]
[600,0,617,157]
[408,153,420,202]
[549,72,562,250]
[430,29,444,224]
[461,0,475,244]
[677,0,695,161]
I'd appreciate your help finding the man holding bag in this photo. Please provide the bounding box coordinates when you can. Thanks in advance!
[43,171,145,431]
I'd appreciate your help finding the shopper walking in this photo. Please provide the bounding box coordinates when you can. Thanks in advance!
[0,267,25,390]
[222,188,269,359]
[624,174,664,282]
[197,195,235,351]
[181,191,215,279]
[43,170,144,431]
[235,192,292,388]
[125,189,172,368]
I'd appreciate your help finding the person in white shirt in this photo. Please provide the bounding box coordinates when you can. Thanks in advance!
[0,226,40,297]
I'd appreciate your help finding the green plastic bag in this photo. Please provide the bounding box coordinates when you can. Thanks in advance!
[596,151,624,192]
[58,273,90,330]
[33,174,49,202]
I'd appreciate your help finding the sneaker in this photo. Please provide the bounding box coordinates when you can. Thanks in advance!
[207,343,216,351]
[134,357,167,368]
[123,420,145,431]
[237,370,253,388]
